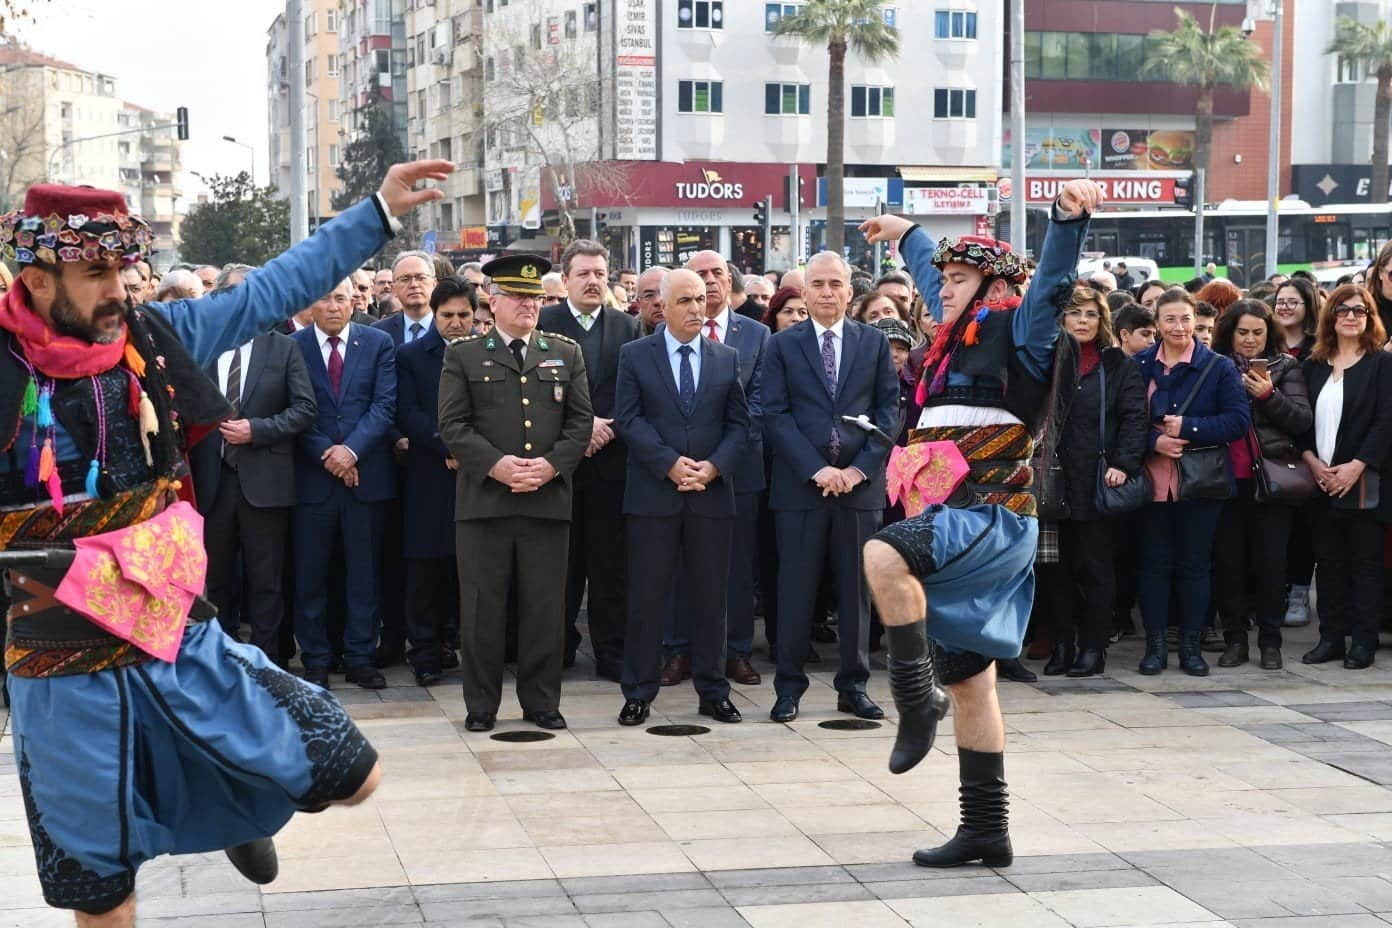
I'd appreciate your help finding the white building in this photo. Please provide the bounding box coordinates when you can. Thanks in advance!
[267,1,345,227]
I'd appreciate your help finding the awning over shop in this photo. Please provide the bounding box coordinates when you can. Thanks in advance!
[899,166,998,183]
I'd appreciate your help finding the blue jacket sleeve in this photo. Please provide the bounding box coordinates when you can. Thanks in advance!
[1012,210,1090,381]
[613,344,681,482]
[149,198,392,367]
[396,353,450,459]
[899,226,944,322]
[762,336,831,481]
[850,334,901,479]
[1181,358,1251,446]
[709,354,750,480]
[343,337,397,458]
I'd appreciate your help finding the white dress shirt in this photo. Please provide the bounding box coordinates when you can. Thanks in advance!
[664,327,702,393]
[703,308,730,344]
[811,317,845,382]
[314,322,352,366]
[570,301,602,329]
[497,327,531,360]
[403,311,434,343]
[215,340,255,404]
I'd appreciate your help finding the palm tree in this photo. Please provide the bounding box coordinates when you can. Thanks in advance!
[774,0,899,259]
[1141,7,1269,188]
[1326,17,1392,205]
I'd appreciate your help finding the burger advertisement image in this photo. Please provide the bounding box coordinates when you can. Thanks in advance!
[1009,127,1197,173]
[1143,131,1195,171]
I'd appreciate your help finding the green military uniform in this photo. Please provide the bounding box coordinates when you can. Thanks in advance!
[438,255,593,724]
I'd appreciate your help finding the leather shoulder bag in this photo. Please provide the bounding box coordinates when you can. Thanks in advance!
[1173,354,1234,502]
[1094,362,1152,515]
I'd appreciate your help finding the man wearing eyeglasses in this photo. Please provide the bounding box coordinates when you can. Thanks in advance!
[377,252,438,346]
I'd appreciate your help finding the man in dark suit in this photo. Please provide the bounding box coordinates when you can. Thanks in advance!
[193,269,318,667]
[291,278,399,690]
[538,240,640,680]
[375,251,438,347]
[439,255,593,732]
[613,269,749,726]
[395,276,475,686]
[663,250,769,686]
[762,251,900,722]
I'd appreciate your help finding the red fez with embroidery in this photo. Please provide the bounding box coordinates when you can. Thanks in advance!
[0,183,154,267]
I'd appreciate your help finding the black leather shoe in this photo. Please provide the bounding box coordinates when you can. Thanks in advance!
[769,696,799,722]
[524,709,568,730]
[225,837,278,885]
[1302,638,1346,664]
[464,712,496,732]
[1344,643,1375,670]
[440,648,460,670]
[345,665,387,690]
[1217,641,1249,668]
[1259,646,1283,670]
[594,658,623,683]
[837,692,885,720]
[699,698,743,723]
[303,668,331,689]
[373,643,405,669]
[1042,640,1075,676]
[1065,648,1106,678]
[413,669,443,687]
[1138,632,1167,675]
[995,658,1037,683]
[618,699,650,726]
[1177,630,1209,677]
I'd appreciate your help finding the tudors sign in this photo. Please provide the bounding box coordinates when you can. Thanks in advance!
[542,161,819,210]
[1025,175,1178,205]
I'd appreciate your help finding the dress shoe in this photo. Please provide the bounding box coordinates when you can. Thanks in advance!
[769,696,799,722]
[1065,648,1106,678]
[440,648,460,670]
[1042,640,1074,676]
[995,658,1036,683]
[224,837,278,885]
[618,699,650,726]
[1138,632,1167,675]
[810,623,838,644]
[464,712,495,732]
[1200,626,1226,653]
[1177,630,1209,677]
[303,668,330,689]
[1259,646,1283,670]
[699,698,743,723]
[413,668,443,687]
[1344,643,1375,669]
[373,643,405,669]
[345,665,387,690]
[1217,640,1249,668]
[725,656,762,686]
[837,692,885,720]
[1302,638,1346,664]
[523,709,567,730]
[660,654,691,686]
[594,658,623,684]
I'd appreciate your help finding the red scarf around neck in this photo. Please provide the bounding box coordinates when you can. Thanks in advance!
[0,278,128,379]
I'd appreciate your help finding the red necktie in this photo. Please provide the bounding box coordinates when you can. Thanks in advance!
[706,319,719,342]
[327,335,343,395]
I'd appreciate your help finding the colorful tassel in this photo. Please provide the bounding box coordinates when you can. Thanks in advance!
[46,470,64,516]
[84,459,101,498]
[37,438,54,482]
[21,377,37,416]
[126,372,142,418]
[122,342,147,378]
[962,306,990,347]
[24,444,39,487]
[137,390,158,466]
[35,387,52,429]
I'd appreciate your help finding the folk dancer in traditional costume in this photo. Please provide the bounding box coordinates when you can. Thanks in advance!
[859,179,1103,868]
[0,160,453,926]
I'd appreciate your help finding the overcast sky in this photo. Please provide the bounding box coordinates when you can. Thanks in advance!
[17,0,288,198]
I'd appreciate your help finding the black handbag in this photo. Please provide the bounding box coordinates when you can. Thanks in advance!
[1247,430,1317,505]
[1173,354,1234,502]
[1093,362,1152,515]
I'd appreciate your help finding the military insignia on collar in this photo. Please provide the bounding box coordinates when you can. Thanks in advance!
[484,338,496,351]
[536,336,549,350]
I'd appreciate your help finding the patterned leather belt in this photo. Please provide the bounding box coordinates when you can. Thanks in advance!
[909,423,1037,516]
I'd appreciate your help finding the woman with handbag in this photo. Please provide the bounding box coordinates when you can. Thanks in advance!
[1036,288,1148,676]
[1133,288,1251,676]
[1300,284,1392,670]
[1211,300,1314,670]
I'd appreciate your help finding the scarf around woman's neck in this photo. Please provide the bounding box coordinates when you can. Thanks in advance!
[916,295,1023,405]
[0,279,127,379]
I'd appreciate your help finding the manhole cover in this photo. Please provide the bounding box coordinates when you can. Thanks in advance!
[489,731,556,743]
[646,724,711,737]
[818,719,883,731]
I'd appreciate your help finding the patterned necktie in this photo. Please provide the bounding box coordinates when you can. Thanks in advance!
[822,330,841,460]
[327,336,343,395]
[706,319,719,342]
[409,321,424,342]
[223,347,242,466]
[677,344,695,414]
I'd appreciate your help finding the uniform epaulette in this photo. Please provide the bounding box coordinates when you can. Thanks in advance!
[537,329,577,346]
[449,334,482,346]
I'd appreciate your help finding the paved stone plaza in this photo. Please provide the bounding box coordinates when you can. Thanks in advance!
[7,622,1392,927]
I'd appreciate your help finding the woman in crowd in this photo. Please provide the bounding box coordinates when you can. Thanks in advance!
[1133,288,1250,676]
[1137,279,1168,313]
[1196,278,1241,317]
[1211,301,1313,670]
[760,286,808,332]
[1037,288,1147,676]
[1300,283,1392,670]
[850,291,910,325]
[1273,277,1320,358]
[1271,277,1322,626]
[1369,241,1392,336]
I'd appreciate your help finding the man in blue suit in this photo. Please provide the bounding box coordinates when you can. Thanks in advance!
[292,278,399,690]
[395,276,475,686]
[663,251,769,686]
[613,269,750,726]
[762,251,900,723]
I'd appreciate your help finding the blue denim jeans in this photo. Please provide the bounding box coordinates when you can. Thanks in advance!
[1136,499,1224,635]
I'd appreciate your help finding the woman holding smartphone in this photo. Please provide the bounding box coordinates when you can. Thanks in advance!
[1300,283,1392,670]
[1211,301,1313,670]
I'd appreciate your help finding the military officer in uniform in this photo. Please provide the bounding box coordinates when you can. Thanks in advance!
[439,254,594,732]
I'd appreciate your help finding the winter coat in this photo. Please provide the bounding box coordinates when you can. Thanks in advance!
[1246,353,1312,461]
[1058,346,1148,521]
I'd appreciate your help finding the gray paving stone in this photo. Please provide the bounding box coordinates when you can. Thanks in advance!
[1287,740,1392,757]
[706,866,854,889]
[581,914,671,928]
[1323,755,1392,785]
[1005,867,1160,894]
[718,880,874,907]
[264,904,424,928]
[379,687,435,702]
[265,886,419,911]
[137,892,266,919]
[1287,702,1392,722]
[1232,917,1388,928]
[412,881,566,904]
[866,874,1019,899]
[1002,852,1132,875]
[1163,690,1274,708]
[847,861,1000,883]
[419,895,578,922]
[143,916,266,928]
[560,874,712,896]
[661,908,751,928]
[571,890,725,914]
[1124,847,1300,882]
[1240,722,1369,743]
[1316,877,1392,913]
[1159,877,1295,919]
[1029,678,1138,695]
[1257,844,1392,879]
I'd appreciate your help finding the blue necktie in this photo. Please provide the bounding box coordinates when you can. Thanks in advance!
[409,322,424,342]
[677,344,695,415]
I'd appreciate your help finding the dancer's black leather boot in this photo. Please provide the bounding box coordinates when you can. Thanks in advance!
[886,621,950,775]
[226,837,279,884]
[913,748,1013,868]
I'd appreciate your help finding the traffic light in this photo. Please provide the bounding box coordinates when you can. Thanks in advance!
[1174,177,1192,209]
[784,173,806,212]
[752,198,767,226]
[175,106,189,141]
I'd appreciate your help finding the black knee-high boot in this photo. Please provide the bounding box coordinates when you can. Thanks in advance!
[886,621,950,774]
[913,748,1012,868]
[226,837,279,884]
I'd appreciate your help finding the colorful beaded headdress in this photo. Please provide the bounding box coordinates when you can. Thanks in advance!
[931,235,1027,285]
[0,184,153,267]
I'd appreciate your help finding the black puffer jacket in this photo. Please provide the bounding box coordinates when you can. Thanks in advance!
[1058,346,1148,521]
[1247,352,1312,461]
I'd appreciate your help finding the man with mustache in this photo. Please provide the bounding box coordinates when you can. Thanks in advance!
[0,161,452,926]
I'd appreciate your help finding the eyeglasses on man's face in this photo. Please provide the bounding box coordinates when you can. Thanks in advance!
[396,273,435,285]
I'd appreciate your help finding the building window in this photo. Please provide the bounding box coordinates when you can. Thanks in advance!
[882,7,896,27]
[565,10,577,38]
[678,79,723,113]
[327,54,339,77]
[765,3,800,30]
[765,82,810,115]
[934,10,976,39]
[677,0,723,30]
[485,56,495,81]
[1337,56,1362,83]
[328,98,340,121]
[329,144,340,167]
[325,10,337,32]
[1025,30,1201,84]
[584,3,598,31]
[531,23,542,49]
[850,85,894,118]
[304,57,315,86]
[932,88,976,119]
[303,13,316,38]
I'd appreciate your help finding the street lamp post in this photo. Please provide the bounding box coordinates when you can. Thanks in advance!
[221,135,256,186]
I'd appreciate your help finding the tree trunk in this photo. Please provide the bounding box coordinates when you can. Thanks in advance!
[825,37,847,258]
[1372,67,1392,205]
[1195,84,1214,184]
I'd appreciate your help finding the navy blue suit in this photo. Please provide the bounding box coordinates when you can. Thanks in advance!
[291,322,398,672]
[614,332,749,703]
[762,317,899,701]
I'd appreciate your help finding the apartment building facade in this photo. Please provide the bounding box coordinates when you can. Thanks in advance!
[267,1,346,226]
